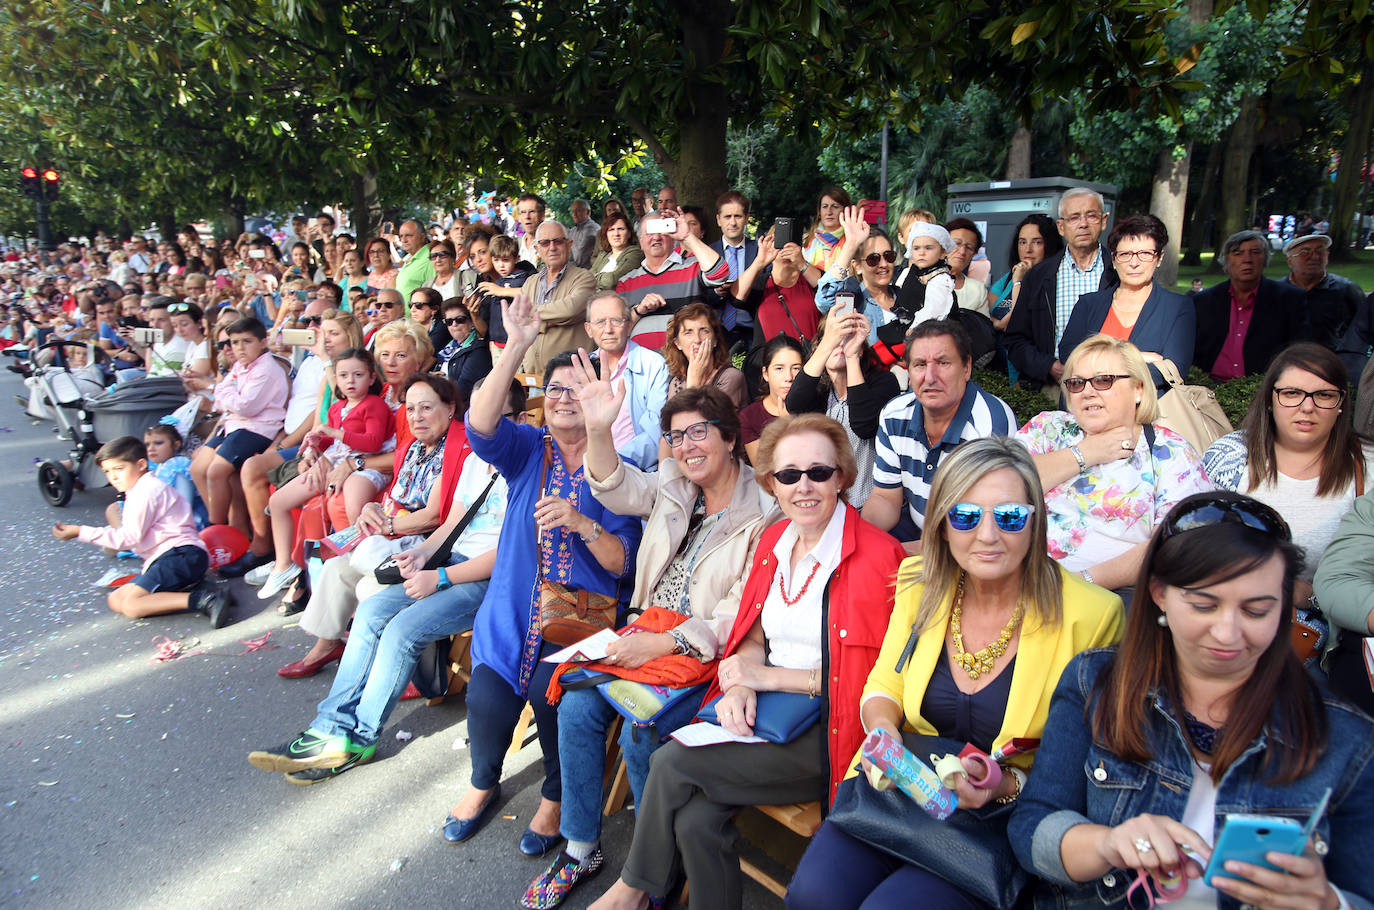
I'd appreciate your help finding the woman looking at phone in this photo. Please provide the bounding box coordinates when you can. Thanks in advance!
[1008,492,1374,909]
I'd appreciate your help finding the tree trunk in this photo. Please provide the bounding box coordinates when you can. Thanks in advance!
[158,212,177,241]
[1329,61,1374,261]
[1150,142,1192,290]
[1005,126,1032,180]
[351,165,381,243]
[1184,139,1224,265]
[222,193,246,239]
[1215,93,1260,259]
[665,0,731,210]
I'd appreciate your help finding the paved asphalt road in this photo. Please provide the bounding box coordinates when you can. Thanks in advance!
[0,370,781,909]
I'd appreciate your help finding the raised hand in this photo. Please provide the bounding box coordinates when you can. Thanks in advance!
[839,206,871,245]
[502,293,540,349]
[843,313,871,359]
[568,348,626,433]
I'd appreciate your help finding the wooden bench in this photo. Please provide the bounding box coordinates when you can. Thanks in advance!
[680,799,823,904]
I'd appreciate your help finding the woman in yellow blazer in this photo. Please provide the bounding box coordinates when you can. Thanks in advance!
[787,436,1124,910]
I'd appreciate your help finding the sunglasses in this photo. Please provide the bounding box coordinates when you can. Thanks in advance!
[444,316,470,327]
[298,316,322,327]
[663,419,719,448]
[862,250,898,267]
[217,339,232,351]
[1063,373,1131,394]
[771,465,839,486]
[428,251,453,261]
[1161,496,1291,540]
[167,303,192,313]
[946,503,1034,533]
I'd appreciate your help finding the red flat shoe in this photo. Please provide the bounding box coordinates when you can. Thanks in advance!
[277,642,347,679]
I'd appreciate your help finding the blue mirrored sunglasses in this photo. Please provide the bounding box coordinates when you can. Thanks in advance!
[946,503,1034,533]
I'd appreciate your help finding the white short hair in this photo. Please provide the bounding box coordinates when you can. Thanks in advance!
[1058,187,1106,219]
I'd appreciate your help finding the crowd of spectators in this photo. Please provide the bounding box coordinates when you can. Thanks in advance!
[12,183,1374,910]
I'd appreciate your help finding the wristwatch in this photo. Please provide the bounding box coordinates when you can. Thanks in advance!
[352,454,366,471]
[435,566,452,591]
[580,520,604,543]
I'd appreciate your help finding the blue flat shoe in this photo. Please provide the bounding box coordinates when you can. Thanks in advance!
[442,784,501,844]
[519,827,564,857]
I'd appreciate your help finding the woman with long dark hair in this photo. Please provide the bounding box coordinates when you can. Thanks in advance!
[1009,492,1374,908]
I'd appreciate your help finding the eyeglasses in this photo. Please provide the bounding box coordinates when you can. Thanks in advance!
[298,316,322,327]
[589,317,627,329]
[544,383,579,401]
[429,251,452,261]
[217,339,232,351]
[771,465,839,485]
[1063,373,1132,394]
[663,419,719,447]
[409,299,432,309]
[1113,249,1159,264]
[1161,496,1291,541]
[536,238,569,249]
[1274,386,1344,409]
[946,503,1034,533]
[862,250,898,267]
[444,316,470,327]
[1289,246,1326,259]
[1061,212,1104,226]
[167,303,191,313]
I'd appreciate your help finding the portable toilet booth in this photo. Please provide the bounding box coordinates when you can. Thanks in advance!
[945,178,1119,277]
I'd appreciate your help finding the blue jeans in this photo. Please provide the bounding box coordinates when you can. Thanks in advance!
[312,558,488,747]
[557,683,704,844]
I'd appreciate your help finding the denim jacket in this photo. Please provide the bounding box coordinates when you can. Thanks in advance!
[1008,649,1374,909]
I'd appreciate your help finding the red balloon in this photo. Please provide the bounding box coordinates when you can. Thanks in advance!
[200,524,249,569]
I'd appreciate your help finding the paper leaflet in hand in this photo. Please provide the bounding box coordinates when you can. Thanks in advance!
[319,525,365,556]
[861,728,958,819]
[541,628,619,664]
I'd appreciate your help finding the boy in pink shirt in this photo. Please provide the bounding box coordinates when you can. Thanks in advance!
[55,436,230,627]
[190,317,289,531]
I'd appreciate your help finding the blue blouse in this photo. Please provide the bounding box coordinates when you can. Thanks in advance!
[467,416,642,698]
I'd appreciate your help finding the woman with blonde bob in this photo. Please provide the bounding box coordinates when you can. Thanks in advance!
[1016,334,1211,594]
[788,437,1124,910]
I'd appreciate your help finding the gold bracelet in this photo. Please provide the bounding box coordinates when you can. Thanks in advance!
[994,766,1026,805]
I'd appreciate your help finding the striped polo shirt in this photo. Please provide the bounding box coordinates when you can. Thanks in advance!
[873,381,1017,533]
[618,250,730,350]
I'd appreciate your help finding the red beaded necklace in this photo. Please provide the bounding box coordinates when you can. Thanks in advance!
[778,560,822,605]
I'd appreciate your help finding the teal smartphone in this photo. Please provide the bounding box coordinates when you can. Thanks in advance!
[1203,787,1330,886]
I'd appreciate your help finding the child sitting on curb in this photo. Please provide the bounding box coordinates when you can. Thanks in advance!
[54,435,230,628]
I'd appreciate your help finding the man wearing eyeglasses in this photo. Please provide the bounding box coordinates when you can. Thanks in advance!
[394,220,435,308]
[517,220,596,374]
[1193,230,1308,381]
[584,292,669,468]
[516,194,547,266]
[1281,233,1361,350]
[1005,187,1118,393]
[616,208,729,351]
[862,319,1015,554]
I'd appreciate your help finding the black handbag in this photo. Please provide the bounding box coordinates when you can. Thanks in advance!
[827,733,1028,910]
[373,475,497,585]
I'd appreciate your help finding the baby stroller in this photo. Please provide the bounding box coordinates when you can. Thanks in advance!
[14,341,188,506]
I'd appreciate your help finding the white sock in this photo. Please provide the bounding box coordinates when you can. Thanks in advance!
[565,840,596,864]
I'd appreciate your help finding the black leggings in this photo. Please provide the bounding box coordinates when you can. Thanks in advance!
[466,653,561,802]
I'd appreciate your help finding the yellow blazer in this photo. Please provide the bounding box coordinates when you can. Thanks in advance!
[852,561,1124,776]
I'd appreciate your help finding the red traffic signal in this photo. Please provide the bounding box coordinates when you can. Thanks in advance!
[40,168,59,202]
[41,169,58,182]
[20,166,39,199]
[21,167,37,179]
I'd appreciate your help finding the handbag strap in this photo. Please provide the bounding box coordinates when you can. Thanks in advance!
[423,472,498,570]
[535,435,553,584]
[1357,455,1365,498]
[1154,358,1185,389]
[773,286,808,344]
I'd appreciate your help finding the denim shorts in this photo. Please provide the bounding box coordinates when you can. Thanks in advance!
[131,545,210,593]
[206,428,273,468]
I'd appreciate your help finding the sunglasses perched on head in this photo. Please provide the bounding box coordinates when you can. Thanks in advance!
[771,465,838,485]
[862,250,898,267]
[946,503,1034,533]
[1161,496,1291,540]
[167,303,192,314]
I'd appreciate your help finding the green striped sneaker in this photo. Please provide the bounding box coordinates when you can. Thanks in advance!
[284,742,377,785]
[248,729,353,773]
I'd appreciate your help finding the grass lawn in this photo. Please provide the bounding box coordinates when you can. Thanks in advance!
[1171,248,1374,295]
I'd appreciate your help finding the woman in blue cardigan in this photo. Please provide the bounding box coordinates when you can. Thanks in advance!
[1058,214,1194,391]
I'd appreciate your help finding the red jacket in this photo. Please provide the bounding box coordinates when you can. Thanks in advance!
[701,504,905,804]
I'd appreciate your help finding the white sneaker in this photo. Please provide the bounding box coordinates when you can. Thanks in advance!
[257,564,301,600]
[245,562,275,586]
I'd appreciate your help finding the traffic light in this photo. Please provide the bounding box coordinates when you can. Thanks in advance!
[41,168,59,202]
[21,166,38,200]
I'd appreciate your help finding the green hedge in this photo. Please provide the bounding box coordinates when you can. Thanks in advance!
[972,367,1262,429]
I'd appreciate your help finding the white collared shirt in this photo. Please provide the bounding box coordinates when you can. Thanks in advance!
[761,504,847,670]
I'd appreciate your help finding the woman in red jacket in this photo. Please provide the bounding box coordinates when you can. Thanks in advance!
[587,414,906,910]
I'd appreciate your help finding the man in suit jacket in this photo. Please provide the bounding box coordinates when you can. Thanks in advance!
[710,190,757,344]
[1193,230,1309,380]
[518,221,597,375]
[1004,188,1119,390]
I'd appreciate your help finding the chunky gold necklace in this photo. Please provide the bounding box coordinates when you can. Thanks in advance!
[949,574,1024,680]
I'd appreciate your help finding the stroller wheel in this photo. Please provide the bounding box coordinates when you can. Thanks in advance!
[38,460,74,507]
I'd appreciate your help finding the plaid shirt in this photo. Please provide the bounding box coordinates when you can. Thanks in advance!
[1054,248,1106,351]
